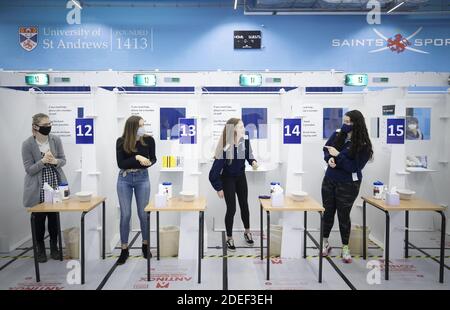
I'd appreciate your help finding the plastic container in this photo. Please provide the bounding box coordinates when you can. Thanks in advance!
[159,226,180,257]
[162,182,173,199]
[373,181,384,199]
[58,182,70,200]
[270,182,281,194]
[155,193,167,208]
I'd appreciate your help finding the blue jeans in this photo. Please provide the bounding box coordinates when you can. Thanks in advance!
[117,169,150,245]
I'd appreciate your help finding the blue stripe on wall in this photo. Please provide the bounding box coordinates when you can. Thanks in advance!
[2,86,91,92]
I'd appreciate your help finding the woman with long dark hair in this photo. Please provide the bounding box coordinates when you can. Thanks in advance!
[321,110,373,263]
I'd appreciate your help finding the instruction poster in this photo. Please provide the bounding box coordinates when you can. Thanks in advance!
[301,105,322,142]
[129,103,158,136]
[46,103,77,144]
[212,103,240,146]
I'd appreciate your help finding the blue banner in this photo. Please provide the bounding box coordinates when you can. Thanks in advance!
[1,3,449,72]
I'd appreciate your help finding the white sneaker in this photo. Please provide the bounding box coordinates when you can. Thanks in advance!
[226,239,236,252]
[322,242,331,257]
[342,245,352,263]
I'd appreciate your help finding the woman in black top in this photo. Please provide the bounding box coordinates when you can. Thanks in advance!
[321,110,373,264]
[209,118,258,251]
[116,116,157,265]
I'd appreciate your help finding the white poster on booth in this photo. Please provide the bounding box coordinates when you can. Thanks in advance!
[301,105,322,142]
[129,103,158,136]
[46,104,77,144]
[211,103,240,146]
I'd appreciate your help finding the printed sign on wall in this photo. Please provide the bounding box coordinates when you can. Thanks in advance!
[179,118,197,144]
[75,118,94,144]
[387,118,405,144]
[283,118,302,144]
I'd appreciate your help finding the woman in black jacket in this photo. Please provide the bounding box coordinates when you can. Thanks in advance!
[321,110,373,263]
[209,118,258,251]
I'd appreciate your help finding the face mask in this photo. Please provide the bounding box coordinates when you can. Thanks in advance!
[37,125,51,136]
[341,123,353,134]
[408,124,417,130]
[136,127,146,138]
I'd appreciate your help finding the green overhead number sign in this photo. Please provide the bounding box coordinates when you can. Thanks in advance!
[344,74,368,87]
[25,74,49,86]
[240,74,262,87]
[133,74,157,86]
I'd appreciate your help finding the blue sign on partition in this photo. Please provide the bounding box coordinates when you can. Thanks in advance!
[283,118,302,144]
[387,118,405,144]
[179,118,197,144]
[75,118,94,144]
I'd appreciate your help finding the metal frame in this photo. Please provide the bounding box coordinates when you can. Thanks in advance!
[362,200,446,283]
[260,202,324,283]
[30,200,106,284]
[147,210,205,284]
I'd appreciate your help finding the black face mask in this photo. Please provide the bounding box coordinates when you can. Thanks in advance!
[37,125,51,136]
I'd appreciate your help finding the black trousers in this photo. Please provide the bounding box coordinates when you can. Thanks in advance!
[321,176,361,245]
[222,174,250,238]
[34,212,59,247]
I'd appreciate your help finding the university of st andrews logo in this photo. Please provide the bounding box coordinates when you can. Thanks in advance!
[19,27,38,51]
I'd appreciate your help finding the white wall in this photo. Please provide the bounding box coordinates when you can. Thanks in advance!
[0,71,448,253]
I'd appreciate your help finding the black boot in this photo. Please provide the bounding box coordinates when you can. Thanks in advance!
[142,243,152,259]
[36,243,47,263]
[117,248,129,265]
[50,240,61,260]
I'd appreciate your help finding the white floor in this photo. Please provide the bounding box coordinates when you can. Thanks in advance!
[0,230,449,290]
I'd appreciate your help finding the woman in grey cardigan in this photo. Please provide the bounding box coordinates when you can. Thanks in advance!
[22,113,68,263]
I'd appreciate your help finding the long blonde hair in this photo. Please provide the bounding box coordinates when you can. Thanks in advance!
[121,115,147,154]
[214,118,242,160]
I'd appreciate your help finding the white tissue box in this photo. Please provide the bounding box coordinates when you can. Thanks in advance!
[386,192,400,206]
[44,190,53,203]
[155,193,167,208]
[271,193,284,207]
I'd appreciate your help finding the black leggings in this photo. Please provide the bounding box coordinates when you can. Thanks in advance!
[222,174,250,238]
[321,176,361,245]
[34,212,59,246]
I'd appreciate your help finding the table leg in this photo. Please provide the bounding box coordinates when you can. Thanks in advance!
[102,201,106,260]
[56,213,63,261]
[198,211,202,284]
[438,211,446,284]
[266,211,270,281]
[385,211,390,281]
[201,211,204,259]
[147,212,151,282]
[81,212,86,285]
[319,211,324,283]
[260,203,263,260]
[405,210,409,259]
[30,213,40,282]
[303,211,307,259]
[363,200,367,260]
[157,211,160,261]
